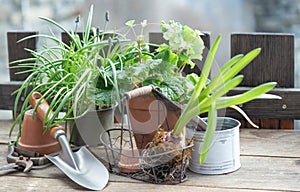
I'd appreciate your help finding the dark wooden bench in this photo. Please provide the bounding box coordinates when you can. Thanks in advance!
[227,33,299,129]
[0,31,37,112]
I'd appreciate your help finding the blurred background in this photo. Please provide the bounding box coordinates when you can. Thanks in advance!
[0,0,300,121]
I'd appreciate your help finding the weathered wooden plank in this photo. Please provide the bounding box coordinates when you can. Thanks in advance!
[279,119,294,129]
[241,119,281,129]
[259,119,279,129]
[226,87,300,119]
[231,33,294,88]
[61,32,84,47]
[149,32,211,76]
[1,127,300,191]
[0,154,299,191]
[7,31,37,81]
[187,156,300,192]
[1,146,299,192]
[0,82,23,111]
[240,129,300,158]
[0,176,274,192]
[231,33,295,129]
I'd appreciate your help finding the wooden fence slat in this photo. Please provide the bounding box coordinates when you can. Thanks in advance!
[61,32,85,47]
[7,31,38,81]
[231,33,294,88]
[230,33,295,129]
[0,82,23,111]
[226,87,300,121]
[279,119,294,129]
[259,119,280,129]
[0,32,37,112]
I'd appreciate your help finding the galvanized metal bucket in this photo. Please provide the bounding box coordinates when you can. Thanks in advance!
[189,117,241,175]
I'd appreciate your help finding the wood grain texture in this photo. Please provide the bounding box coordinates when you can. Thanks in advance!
[0,150,299,191]
[0,82,23,111]
[188,156,300,192]
[7,31,37,81]
[61,32,84,47]
[226,87,300,119]
[0,176,277,192]
[240,129,300,157]
[1,121,300,191]
[231,33,294,88]
[231,33,295,129]
[279,119,294,129]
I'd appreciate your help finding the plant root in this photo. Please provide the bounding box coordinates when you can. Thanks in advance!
[140,128,193,183]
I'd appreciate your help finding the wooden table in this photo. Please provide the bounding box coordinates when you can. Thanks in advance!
[1,120,300,192]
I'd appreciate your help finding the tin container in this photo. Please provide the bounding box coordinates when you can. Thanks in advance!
[189,117,241,174]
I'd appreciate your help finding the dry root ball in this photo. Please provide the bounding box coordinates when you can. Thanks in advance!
[140,128,193,183]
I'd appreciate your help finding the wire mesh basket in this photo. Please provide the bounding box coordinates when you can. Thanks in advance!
[100,85,194,184]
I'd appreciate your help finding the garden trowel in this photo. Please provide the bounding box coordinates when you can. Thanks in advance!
[29,92,109,191]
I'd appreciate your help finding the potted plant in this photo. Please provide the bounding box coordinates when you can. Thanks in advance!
[135,35,280,182]
[100,19,280,183]
[116,20,206,149]
[164,36,281,174]
[189,116,242,174]
[9,5,124,148]
[70,35,122,146]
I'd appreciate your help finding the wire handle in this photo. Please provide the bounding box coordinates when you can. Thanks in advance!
[123,85,154,99]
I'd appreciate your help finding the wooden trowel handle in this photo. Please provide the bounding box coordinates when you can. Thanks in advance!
[29,92,65,137]
[124,85,154,99]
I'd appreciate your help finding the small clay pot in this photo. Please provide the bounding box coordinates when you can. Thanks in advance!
[18,109,61,156]
[118,148,140,173]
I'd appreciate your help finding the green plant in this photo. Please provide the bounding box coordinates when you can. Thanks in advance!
[117,20,205,103]
[171,35,281,164]
[116,20,281,165]
[10,5,124,141]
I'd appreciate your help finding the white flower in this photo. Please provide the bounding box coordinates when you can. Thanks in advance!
[161,20,205,58]
[141,20,147,28]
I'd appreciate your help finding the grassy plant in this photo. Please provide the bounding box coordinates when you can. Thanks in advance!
[9,5,125,142]
[172,35,281,164]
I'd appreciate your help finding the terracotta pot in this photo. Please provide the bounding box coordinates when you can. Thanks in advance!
[128,94,181,149]
[118,148,140,173]
[18,109,61,156]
